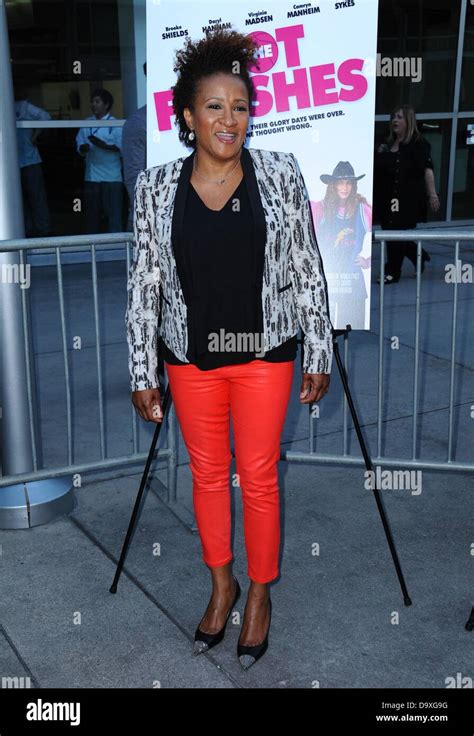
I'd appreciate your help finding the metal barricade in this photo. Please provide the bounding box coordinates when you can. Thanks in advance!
[0,233,179,516]
[285,229,474,473]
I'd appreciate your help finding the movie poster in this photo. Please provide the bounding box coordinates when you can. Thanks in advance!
[146,0,379,329]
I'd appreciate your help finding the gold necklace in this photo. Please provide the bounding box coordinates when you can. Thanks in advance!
[193,152,241,185]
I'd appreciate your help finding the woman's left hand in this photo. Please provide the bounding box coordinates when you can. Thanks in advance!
[300,373,330,403]
[429,193,440,212]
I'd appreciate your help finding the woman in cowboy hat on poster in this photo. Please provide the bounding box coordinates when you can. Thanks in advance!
[125,28,333,669]
[310,161,372,330]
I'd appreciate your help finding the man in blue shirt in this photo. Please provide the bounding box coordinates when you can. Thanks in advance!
[76,89,124,233]
[15,94,52,237]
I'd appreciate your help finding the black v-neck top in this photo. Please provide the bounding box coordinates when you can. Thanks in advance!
[159,168,297,370]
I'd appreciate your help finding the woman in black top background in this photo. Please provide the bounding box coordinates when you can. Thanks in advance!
[374,104,440,283]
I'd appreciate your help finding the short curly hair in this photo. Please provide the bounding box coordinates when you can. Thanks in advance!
[171,29,259,149]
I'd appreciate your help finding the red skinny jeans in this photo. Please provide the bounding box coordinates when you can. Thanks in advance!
[165,359,294,583]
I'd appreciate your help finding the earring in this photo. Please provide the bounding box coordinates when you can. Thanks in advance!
[188,130,195,141]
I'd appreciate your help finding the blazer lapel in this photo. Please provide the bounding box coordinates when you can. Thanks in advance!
[171,149,196,306]
[241,146,267,286]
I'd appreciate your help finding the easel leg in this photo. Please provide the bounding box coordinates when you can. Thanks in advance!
[109,382,172,594]
[332,326,412,606]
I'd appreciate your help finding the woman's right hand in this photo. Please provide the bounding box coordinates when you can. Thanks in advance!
[131,388,163,423]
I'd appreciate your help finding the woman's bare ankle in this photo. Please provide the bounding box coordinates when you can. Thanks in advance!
[247,580,269,599]
[207,562,234,594]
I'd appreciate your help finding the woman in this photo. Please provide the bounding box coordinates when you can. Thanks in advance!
[311,161,372,329]
[374,104,440,284]
[125,29,333,669]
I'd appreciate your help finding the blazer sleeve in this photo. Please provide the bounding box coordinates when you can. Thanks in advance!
[125,169,161,391]
[286,153,334,374]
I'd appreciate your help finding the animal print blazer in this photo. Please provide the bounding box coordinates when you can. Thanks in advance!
[125,146,334,391]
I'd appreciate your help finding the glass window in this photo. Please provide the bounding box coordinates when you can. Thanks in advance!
[7,1,123,111]
[15,125,131,238]
[376,0,461,114]
[460,1,474,111]
[6,0,144,237]
[452,120,474,220]
[7,0,137,128]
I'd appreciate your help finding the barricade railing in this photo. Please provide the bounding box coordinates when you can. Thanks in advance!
[0,233,179,516]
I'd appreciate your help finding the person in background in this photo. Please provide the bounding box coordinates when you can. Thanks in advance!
[122,62,147,231]
[14,89,52,237]
[76,88,123,233]
[374,104,440,284]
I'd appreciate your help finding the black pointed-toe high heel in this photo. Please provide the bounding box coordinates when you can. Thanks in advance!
[237,597,272,670]
[193,575,241,655]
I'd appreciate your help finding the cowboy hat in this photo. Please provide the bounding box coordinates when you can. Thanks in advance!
[320,161,365,184]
